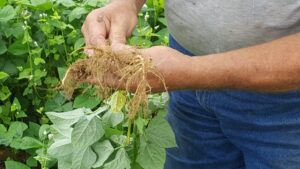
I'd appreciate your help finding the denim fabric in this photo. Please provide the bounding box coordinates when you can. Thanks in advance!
[164,35,300,169]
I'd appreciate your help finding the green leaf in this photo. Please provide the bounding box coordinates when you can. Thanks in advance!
[17,68,32,80]
[11,97,21,112]
[92,140,114,168]
[129,37,152,48]
[103,148,131,169]
[30,0,53,10]
[158,18,167,26]
[135,117,147,135]
[102,110,124,128]
[7,121,28,138]
[14,0,31,6]
[44,92,66,112]
[0,124,10,146]
[33,57,45,65]
[84,0,99,7]
[69,7,88,22]
[71,116,104,148]
[15,110,27,118]
[145,112,176,148]
[0,40,7,54]
[34,69,47,79]
[18,137,43,150]
[73,93,101,109]
[6,22,25,38]
[0,0,6,7]
[38,124,50,140]
[110,91,126,113]
[57,0,76,7]
[8,40,28,55]
[0,5,16,22]
[0,71,9,81]
[0,85,11,101]
[72,147,96,169]
[26,156,38,167]
[22,30,32,44]
[104,128,123,138]
[46,108,85,128]
[136,112,177,169]
[5,160,30,169]
[110,135,127,146]
[74,38,85,50]
[25,122,40,138]
[62,102,73,111]
[52,125,73,140]
[48,139,73,157]
[136,136,165,169]
[58,159,72,169]
[0,124,6,133]
[57,67,67,81]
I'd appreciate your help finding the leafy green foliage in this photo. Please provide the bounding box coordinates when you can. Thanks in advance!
[46,94,175,169]
[0,0,174,168]
[5,160,30,169]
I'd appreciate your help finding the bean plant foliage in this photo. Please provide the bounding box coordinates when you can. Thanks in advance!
[0,0,174,168]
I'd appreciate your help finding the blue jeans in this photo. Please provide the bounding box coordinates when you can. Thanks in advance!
[164,35,300,169]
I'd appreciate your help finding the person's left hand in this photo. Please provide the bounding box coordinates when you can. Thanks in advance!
[87,46,193,93]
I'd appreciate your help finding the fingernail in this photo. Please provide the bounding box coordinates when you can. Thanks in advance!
[84,49,94,56]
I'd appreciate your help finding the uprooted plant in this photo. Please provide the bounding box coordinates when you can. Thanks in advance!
[62,46,166,120]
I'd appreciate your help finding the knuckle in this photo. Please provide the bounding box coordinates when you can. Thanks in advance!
[86,10,98,21]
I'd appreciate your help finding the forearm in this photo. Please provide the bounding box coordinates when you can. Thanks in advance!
[110,0,146,14]
[187,32,300,92]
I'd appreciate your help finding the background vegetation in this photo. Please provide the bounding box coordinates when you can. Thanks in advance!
[0,0,171,168]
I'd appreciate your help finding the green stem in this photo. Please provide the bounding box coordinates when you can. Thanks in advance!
[133,121,138,162]
[61,29,68,64]
[126,120,133,146]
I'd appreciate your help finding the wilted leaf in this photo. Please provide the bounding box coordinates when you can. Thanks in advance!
[110,91,126,113]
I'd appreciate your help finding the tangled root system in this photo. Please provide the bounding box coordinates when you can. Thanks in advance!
[62,46,166,120]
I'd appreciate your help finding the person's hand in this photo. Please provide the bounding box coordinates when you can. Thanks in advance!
[81,1,139,53]
[139,46,192,92]
[86,46,193,93]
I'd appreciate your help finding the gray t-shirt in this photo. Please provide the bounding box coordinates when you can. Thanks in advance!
[165,0,300,55]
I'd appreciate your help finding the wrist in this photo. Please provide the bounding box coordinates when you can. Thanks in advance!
[109,0,145,14]
[166,56,196,91]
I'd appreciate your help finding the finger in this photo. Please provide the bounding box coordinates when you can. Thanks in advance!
[109,18,128,47]
[112,44,136,56]
[81,25,94,56]
[85,15,110,48]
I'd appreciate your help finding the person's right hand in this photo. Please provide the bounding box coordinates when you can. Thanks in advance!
[81,1,139,53]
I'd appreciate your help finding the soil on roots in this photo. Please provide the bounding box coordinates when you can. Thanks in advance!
[62,46,165,120]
